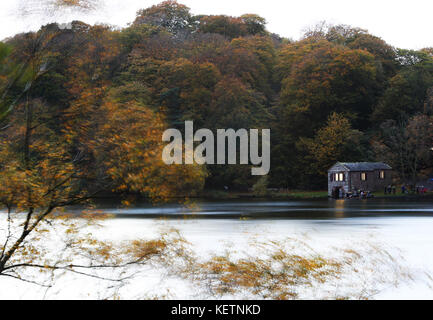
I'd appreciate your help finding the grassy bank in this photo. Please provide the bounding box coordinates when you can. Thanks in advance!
[199,190,329,200]
[199,189,433,201]
[93,189,433,203]
[373,190,433,199]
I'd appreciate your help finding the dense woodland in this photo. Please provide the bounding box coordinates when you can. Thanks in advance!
[1,1,432,198]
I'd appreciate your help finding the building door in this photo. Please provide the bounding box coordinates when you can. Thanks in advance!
[332,187,342,199]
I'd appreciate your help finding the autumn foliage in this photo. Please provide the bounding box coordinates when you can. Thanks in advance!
[0,0,431,295]
[1,1,432,192]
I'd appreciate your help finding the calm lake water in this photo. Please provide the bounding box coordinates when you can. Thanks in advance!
[3,198,433,299]
[80,198,433,219]
[82,198,433,299]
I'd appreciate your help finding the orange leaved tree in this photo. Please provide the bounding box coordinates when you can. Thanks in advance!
[0,25,206,286]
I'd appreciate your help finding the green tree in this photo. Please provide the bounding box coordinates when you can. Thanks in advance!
[134,0,196,37]
[373,115,433,183]
[296,113,364,188]
[372,50,433,123]
[278,39,378,136]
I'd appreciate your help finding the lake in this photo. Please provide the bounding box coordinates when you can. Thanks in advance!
[2,198,433,299]
[82,198,433,219]
[84,198,433,299]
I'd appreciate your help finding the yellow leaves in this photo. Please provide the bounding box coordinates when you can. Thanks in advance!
[65,227,76,235]
[188,241,349,300]
[87,94,206,202]
[94,243,114,261]
[128,239,167,261]
[299,112,363,178]
[121,199,131,207]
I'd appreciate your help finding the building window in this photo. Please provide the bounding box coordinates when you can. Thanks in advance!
[361,172,367,181]
[380,171,385,179]
[335,173,345,182]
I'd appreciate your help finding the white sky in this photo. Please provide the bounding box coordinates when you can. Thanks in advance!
[0,0,432,49]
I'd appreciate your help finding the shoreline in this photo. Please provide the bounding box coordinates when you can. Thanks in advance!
[85,190,433,204]
[196,190,433,201]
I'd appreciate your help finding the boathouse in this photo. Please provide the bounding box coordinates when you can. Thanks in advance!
[328,162,392,198]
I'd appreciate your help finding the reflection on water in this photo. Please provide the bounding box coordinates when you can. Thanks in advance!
[75,198,433,220]
[334,200,346,218]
